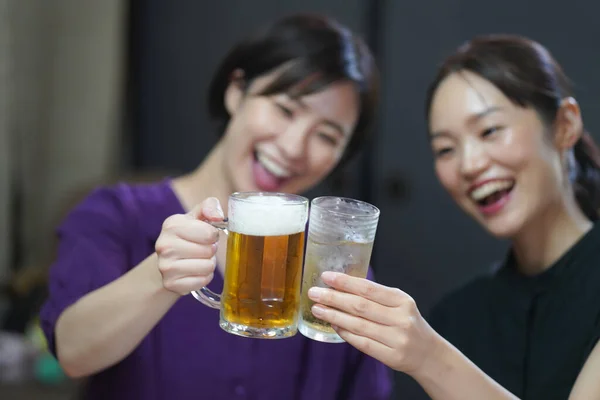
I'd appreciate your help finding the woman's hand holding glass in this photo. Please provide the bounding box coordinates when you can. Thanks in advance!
[307,271,440,375]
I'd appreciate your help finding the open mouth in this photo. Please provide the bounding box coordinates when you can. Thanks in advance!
[251,150,292,191]
[470,179,515,214]
[255,151,292,179]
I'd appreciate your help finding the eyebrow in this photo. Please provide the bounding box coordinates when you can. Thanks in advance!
[429,131,451,141]
[429,105,504,139]
[467,105,504,124]
[292,98,347,136]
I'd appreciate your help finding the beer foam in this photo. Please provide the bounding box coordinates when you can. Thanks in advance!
[229,195,307,236]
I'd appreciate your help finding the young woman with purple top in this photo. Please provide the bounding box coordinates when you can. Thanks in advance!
[39,13,392,400]
[306,35,600,399]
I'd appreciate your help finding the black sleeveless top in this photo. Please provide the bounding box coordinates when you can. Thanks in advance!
[429,224,600,400]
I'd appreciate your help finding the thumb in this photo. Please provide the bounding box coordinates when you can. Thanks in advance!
[189,197,225,222]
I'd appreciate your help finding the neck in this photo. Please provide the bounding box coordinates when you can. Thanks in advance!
[511,194,593,275]
[170,140,234,278]
[171,140,233,215]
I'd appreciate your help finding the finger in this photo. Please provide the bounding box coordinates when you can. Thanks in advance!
[161,213,221,245]
[160,257,217,279]
[321,272,407,307]
[175,219,220,245]
[163,273,215,295]
[176,241,217,260]
[332,326,397,369]
[311,304,396,348]
[157,237,217,259]
[189,197,225,222]
[308,287,396,326]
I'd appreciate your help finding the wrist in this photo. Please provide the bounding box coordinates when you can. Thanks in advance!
[139,253,182,300]
[411,329,453,384]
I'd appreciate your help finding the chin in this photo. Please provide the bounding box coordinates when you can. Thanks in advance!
[482,224,520,239]
[477,213,525,240]
[230,171,257,193]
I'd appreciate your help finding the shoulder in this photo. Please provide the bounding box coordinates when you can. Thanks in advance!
[428,263,500,332]
[70,178,175,216]
[58,179,177,238]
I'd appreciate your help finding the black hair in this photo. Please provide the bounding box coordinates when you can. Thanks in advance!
[425,34,600,221]
[207,13,379,165]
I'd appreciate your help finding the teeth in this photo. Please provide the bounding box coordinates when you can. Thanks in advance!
[256,152,291,178]
[470,180,513,201]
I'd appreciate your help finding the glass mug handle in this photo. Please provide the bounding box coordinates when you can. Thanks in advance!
[190,219,229,309]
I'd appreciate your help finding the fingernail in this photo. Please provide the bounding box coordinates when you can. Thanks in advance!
[215,202,224,218]
[308,287,325,300]
[312,305,326,317]
[321,271,336,282]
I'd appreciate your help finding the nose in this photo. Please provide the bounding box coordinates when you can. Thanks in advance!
[277,123,308,161]
[460,140,490,179]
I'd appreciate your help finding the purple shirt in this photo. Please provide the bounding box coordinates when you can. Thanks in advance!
[39,179,393,400]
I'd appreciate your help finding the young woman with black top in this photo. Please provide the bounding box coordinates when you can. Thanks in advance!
[306,34,600,399]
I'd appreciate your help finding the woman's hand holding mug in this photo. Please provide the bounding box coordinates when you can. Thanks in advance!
[155,197,225,296]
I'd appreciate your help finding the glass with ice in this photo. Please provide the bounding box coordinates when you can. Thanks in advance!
[298,196,380,343]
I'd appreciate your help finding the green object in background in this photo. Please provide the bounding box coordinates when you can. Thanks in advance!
[26,318,48,352]
[34,352,66,385]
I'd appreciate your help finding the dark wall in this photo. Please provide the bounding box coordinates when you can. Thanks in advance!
[127,1,600,398]
[127,0,367,190]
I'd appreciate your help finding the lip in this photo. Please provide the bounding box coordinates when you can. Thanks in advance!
[477,190,513,216]
[467,178,514,195]
[254,150,297,177]
[467,178,516,217]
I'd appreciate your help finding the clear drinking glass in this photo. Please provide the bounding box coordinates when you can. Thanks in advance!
[192,192,309,339]
[298,196,380,343]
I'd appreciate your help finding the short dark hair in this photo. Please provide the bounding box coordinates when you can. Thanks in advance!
[207,13,379,166]
[425,34,600,221]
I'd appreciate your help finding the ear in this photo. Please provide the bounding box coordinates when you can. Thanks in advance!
[554,97,583,151]
[224,69,246,116]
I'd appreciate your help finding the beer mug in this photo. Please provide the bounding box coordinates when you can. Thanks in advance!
[299,196,380,343]
[192,192,309,339]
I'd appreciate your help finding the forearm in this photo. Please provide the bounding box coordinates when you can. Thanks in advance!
[55,253,180,378]
[413,335,520,400]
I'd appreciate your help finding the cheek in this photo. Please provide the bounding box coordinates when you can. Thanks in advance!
[231,101,286,146]
[245,110,275,140]
[491,135,557,194]
[307,140,343,175]
[435,161,461,195]
[491,126,544,171]
[490,142,530,170]
[518,151,562,195]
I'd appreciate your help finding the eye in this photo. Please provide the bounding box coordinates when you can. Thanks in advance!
[275,102,293,118]
[317,132,339,146]
[434,147,454,158]
[481,126,502,138]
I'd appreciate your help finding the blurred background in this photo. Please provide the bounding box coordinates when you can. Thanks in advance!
[0,0,599,399]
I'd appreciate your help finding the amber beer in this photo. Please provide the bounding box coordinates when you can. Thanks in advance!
[214,193,308,338]
[222,229,305,329]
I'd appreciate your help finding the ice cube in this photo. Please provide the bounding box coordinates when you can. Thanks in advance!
[344,231,367,243]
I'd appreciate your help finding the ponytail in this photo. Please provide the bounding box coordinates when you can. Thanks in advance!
[572,131,600,221]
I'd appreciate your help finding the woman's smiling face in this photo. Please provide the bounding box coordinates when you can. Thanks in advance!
[219,70,360,195]
[429,70,581,238]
